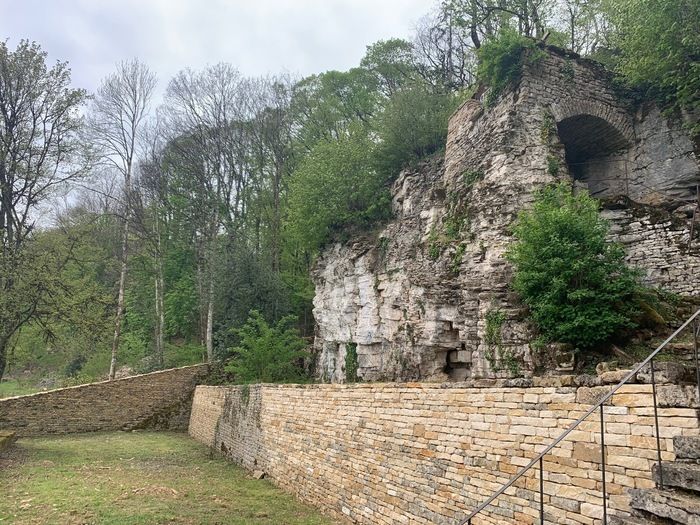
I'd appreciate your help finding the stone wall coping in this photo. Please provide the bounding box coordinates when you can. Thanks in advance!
[1,363,209,401]
[198,376,654,392]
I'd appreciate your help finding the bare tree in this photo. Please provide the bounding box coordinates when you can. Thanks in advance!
[414,6,478,91]
[163,63,250,362]
[88,59,156,379]
[133,120,167,369]
[0,40,88,381]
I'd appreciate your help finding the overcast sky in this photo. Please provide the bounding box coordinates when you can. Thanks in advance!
[1,0,434,101]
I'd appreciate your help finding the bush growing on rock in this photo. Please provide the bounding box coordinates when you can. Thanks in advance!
[507,184,640,350]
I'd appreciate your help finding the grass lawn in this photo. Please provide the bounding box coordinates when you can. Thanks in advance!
[0,379,42,399]
[0,432,337,525]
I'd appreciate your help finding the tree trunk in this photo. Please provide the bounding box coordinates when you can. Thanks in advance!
[154,273,163,369]
[109,213,129,380]
[205,273,214,362]
[154,216,165,369]
[0,337,7,383]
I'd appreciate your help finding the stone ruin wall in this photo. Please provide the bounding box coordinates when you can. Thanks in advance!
[189,380,700,525]
[313,47,700,383]
[0,364,209,437]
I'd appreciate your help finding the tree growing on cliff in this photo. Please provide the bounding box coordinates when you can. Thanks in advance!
[507,184,640,350]
[0,40,88,381]
[605,0,700,132]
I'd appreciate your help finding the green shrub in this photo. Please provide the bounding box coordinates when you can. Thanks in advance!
[477,29,545,106]
[345,343,359,382]
[225,310,309,383]
[373,83,458,178]
[546,155,560,176]
[507,184,640,350]
[462,169,484,187]
[286,131,392,253]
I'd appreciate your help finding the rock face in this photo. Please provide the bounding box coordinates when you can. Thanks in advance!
[313,46,700,383]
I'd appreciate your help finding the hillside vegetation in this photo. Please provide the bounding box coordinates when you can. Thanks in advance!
[1,0,698,390]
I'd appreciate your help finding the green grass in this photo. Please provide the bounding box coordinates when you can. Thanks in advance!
[0,379,42,399]
[0,432,337,525]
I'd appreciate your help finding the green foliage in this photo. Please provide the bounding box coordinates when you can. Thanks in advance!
[286,131,391,253]
[450,244,466,274]
[606,0,700,132]
[225,310,309,383]
[483,308,521,376]
[360,39,417,96]
[484,309,506,349]
[477,29,546,106]
[427,204,470,264]
[373,83,458,178]
[427,227,443,260]
[462,169,484,187]
[345,343,359,383]
[290,69,378,151]
[540,112,556,144]
[507,184,640,350]
[546,155,560,176]
[561,59,576,83]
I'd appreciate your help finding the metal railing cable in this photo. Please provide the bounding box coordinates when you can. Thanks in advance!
[461,308,700,525]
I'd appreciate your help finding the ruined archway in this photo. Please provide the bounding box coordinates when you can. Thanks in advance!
[556,114,632,197]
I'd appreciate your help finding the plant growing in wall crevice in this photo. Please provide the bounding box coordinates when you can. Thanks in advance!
[462,169,485,188]
[483,308,504,365]
[546,155,560,176]
[483,308,521,376]
[540,112,556,145]
[477,29,546,107]
[345,343,359,383]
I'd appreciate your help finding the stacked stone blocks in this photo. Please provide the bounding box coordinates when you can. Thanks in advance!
[0,364,209,436]
[189,381,699,525]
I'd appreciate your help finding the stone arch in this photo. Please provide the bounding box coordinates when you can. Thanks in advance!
[550,101,635,197]
[550,100,635,143]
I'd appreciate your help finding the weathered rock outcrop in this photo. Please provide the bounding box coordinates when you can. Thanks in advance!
[313,46,700,383]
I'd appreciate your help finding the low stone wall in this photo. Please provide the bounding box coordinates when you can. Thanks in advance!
[189,381,700,525]
[0,364,208,437]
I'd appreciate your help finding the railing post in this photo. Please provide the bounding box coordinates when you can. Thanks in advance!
[600,404,607,525]
[459,310,700,525]
[651,358,664,488]
[694,319,699,399]
[539,456,544,525]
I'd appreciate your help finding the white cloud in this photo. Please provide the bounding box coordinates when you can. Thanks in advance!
[1,0,433,102]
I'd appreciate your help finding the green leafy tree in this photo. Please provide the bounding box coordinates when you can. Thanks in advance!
[360,39,417,97]
[225,310,308,383]
[373,83,458,178]
[290,69,378,151]
[605,0,700,130]
[507,184,640,350]
[286,131,391,253]
[0,40,87,381]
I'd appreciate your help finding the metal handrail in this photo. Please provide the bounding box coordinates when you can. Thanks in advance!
[461,308,700,525]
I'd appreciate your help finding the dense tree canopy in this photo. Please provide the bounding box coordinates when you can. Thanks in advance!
[1,0,697,385]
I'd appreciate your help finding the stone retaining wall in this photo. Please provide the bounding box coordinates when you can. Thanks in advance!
[189,381,700,525]
[0,364,208,436]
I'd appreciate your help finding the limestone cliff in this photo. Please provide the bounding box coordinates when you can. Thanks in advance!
[313,47,700,383]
